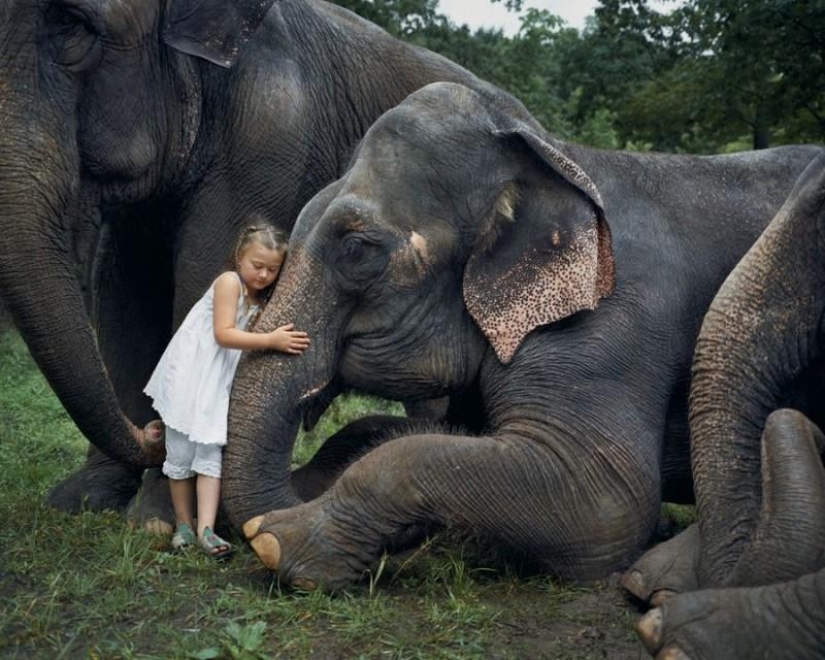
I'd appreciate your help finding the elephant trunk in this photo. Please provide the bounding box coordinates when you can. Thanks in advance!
[689,156,825,586]
[222,248,341,528]
[0,76,161,468]
[731,409,825,586]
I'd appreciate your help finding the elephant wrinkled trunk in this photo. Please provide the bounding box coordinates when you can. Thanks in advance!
[222,248,340,530]
[730,409,825,587]
[223,359,305,525]
[222,344,337,529]
[0,108,162,468]
[690,156,825,586]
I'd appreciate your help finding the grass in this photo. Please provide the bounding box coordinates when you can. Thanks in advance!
[0,326,675,659]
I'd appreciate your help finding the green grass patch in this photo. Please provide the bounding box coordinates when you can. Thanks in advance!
[0,328,655,659]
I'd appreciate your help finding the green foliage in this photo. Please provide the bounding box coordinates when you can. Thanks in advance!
[332,0,441,36]
[294,395,403,466]
[328,0,823,153]
[191,621,268,660]
[585,0,825,151]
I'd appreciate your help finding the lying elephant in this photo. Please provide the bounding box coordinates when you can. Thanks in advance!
[220,82,823,590]
[629,155,825,658]
[0,0,486,517]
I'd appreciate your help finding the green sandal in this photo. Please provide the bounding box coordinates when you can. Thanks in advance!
[199,527,233,560]
[171,522,196,551]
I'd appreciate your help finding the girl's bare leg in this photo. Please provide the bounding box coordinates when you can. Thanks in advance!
[196,475,221,536]
[169,477,195,528]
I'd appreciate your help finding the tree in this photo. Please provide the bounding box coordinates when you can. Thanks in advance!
[685,0,825,148]
[328,0,825,153]
[590,0,825,151]
[331,1,577,140]
[332,0,440,35]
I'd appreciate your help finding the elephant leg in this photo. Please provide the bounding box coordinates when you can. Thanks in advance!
[636,569,825,660]
[46,444,145,512]
[621,524,700,606]
[292,415,433,501]
[127,468,175,535]
[660,376,695,505]
[244,432,660,591]
[48,214,173,514]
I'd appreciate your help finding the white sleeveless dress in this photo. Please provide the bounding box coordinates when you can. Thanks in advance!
[144,273,258,446]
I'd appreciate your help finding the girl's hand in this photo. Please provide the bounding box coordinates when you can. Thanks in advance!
[268,323,311,354]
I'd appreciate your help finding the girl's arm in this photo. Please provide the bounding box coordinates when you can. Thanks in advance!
[213,272,310,354]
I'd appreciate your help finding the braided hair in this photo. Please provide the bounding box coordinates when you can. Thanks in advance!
[230,224,288,270]
[228,221,289,327]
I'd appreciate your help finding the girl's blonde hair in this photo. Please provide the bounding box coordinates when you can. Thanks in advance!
[229,222,289,270]
[228,221,289,325]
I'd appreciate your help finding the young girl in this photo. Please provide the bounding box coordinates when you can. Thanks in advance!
[144,224,310,559]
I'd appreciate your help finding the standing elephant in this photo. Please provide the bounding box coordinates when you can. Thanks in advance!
[221,82,823,590]
[632,156,825,658]
[0,0,482,516]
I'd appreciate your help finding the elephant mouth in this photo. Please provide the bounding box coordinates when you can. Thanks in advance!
[89,168,163,205]
[299,378,341,433]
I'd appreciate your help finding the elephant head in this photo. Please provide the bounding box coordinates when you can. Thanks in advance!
[223,82,614,531]
[0,0,275,466]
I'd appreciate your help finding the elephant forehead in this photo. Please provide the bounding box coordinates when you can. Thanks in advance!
[365,103,483,167]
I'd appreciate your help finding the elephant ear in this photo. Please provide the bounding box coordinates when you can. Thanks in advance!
[463,122,615,364]
[163,0,279,68]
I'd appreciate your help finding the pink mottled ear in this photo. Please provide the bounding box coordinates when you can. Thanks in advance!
[463,124,614,364]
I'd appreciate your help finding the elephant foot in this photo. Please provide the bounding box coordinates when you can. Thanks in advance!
[635,581,818,660]
[621,524,700,606]
[127,467,175,535]
[243,498,378,592]
[46,447,144,513]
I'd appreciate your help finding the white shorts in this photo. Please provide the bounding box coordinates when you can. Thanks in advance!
[162,427,223,479]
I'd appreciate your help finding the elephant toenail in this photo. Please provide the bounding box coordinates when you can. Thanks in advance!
[242,515,265,539]
[650,588,678,607]
[291,576,316,591]
[636,608,663,653]
[620,569,646,598]
[661,646,691,660]
[250,532,281,570]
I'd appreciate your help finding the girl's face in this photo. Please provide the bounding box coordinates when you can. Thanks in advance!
[237,243,285,292]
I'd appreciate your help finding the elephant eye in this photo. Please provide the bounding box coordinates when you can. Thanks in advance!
[342,233,372,260]
[45,4,102,71]
[335,232,390,291]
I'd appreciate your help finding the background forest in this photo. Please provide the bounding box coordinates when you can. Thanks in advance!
[334,0,825,153]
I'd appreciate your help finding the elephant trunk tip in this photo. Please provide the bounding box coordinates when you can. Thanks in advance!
[132,420,167,467]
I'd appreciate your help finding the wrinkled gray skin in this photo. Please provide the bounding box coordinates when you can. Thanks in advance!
[0,0,482,522]
[631,156,825,659]
[222,82,824,591]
